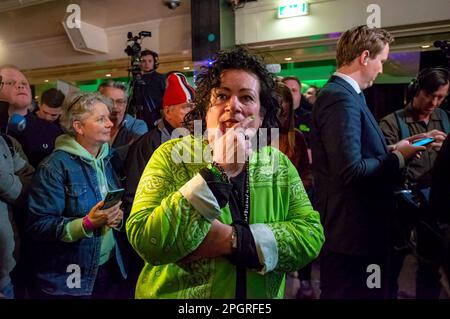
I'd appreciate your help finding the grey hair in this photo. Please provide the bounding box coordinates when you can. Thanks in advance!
[97,80,128,98]
[60,92,112,136]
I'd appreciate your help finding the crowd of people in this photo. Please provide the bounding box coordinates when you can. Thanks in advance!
[0,24,449,300]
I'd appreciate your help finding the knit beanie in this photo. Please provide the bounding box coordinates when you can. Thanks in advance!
[162,72,195,107]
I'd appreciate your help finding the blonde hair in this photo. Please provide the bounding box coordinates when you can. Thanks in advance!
[336,25,394,68]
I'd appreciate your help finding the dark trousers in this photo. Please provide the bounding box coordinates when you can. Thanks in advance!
[415,220,443,299]
[386,247,409,299]
[416,261,441,299]
[386,242,442,299]
[320,251,388,299]
[444,227,450,289]
[115,231,144,299]
[298,262,312,281]
[30,257,124,299]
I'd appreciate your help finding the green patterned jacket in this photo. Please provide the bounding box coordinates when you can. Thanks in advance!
[127,135,324,298]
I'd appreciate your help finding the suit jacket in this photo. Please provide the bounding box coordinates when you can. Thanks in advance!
[311,75,401,256]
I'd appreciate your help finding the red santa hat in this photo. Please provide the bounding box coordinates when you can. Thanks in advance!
[162,72,195,107]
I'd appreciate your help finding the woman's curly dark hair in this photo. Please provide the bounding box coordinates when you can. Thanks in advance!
[184,46,279,132]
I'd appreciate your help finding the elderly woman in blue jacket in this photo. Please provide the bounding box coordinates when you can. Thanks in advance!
[27,92,126,298]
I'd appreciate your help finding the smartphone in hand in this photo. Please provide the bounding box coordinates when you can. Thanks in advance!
[102,188,125,209]
[412,137,435,147]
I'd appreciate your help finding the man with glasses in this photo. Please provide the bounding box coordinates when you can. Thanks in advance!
[98,80,148,150]
[0,65,32,117]
[0,65,62,167]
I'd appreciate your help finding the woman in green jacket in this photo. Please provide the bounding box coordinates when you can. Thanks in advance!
[127,47,324,299]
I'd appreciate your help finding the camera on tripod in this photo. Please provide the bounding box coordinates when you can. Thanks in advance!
[434,40,450,59]
[124,31,152,85]
[124,31,152,116]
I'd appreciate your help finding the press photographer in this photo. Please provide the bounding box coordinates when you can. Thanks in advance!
[125,32,166,129]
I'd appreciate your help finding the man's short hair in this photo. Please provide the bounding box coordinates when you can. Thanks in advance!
[0,64,21,73]
[141,49,158,58]
[336,25,394,68]
[308,85,320,93]
[408,67,450,100]
[41,88,65,108]
[98,80,128,97]
[282,76,302,88]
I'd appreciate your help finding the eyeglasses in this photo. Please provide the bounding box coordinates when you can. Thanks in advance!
[112,99,127,106]
[1,79,29,87]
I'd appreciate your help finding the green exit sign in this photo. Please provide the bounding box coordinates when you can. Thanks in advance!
[278,1,309,19]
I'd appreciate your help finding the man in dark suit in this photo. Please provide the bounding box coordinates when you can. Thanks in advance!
[311,25,425,299]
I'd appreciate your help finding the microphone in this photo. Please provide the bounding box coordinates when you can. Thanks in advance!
[7,113,27,133]
[0,100,27,134]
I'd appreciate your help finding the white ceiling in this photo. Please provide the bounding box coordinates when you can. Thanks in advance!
[0,0,191,44]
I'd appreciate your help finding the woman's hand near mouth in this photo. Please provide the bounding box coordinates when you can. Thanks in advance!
[211,115,256,178]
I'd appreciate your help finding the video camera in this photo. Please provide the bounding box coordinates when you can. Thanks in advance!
[124,31,152,116]
[125,31,152,86]
[434,40,450,65]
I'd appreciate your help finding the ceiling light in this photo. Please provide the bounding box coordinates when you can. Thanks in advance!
[105,74,112,77]
[44,80,49,83]
[284,57,293,61]
[421,45,431,49]
[183,66,190,70]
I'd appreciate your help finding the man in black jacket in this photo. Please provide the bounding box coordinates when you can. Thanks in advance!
[130,49,166,129]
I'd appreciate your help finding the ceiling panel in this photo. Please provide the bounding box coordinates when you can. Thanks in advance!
[0,0,191,44]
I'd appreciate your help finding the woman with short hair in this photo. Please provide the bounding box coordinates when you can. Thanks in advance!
[127,47,324,299]
[27,92,126,298]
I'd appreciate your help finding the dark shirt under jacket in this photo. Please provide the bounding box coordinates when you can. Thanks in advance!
[9,112,63,167]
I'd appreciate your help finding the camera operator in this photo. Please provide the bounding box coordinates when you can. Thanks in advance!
[132,49,166,129]
[379,67,450,299]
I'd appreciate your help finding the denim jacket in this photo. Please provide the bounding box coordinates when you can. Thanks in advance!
[27,149,126,296]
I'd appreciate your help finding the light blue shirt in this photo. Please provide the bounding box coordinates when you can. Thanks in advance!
[333,72,362,94]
